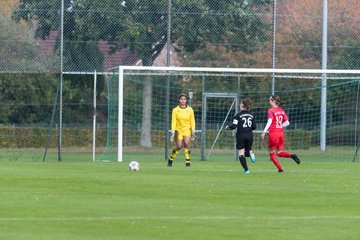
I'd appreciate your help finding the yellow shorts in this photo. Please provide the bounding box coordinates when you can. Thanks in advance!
[175,129,191,141]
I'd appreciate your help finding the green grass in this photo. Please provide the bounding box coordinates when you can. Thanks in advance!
[0,145,359,162]
[0,158,360,239]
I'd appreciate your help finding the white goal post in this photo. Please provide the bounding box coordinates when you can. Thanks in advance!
[116,66,360,162]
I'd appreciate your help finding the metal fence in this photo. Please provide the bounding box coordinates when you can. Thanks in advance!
[1,0,360,73]
[0,0,360,162]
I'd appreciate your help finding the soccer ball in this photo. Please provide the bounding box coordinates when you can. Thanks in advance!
[128,161,140,171]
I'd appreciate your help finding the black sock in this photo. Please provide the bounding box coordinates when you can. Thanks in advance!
[239,155,248,171]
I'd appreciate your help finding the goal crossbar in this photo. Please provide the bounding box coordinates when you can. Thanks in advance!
[118,66,360,75]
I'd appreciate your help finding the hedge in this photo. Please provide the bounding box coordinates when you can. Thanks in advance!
[0,127,312,150]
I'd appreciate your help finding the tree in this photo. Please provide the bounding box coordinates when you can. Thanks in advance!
[12,0,104,72]
[276,0,360,69]
[0,73,57,125]
[333,39,360,70]
[12,0,272,147]
[0,5,59,125]
[0,11,58,72]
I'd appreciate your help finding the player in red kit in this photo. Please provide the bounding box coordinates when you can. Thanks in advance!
[260,95,300,172]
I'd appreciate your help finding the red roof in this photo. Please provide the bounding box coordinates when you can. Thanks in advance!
[36,30,180,70]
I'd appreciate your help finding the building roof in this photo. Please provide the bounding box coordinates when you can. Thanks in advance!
[36,30,180,70]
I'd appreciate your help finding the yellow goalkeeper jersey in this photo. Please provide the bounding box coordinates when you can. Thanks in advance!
[171,105,196,135]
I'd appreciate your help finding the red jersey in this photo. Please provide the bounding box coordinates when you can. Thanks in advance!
[267,107,288,132]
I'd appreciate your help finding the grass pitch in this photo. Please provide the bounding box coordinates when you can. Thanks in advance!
[0,159,359,240]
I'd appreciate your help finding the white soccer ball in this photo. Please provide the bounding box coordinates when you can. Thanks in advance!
[128,161,140,171]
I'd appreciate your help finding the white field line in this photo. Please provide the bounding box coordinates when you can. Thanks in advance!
[154,167,352,174]
[0,216,359,221]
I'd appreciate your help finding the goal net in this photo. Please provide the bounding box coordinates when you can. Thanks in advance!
[96,71,119,162]
[98,66,360,163]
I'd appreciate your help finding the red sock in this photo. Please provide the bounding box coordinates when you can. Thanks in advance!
[269,152,282,171]
[277,151,292,158]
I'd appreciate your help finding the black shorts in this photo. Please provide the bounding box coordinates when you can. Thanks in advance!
[236,133,253,156]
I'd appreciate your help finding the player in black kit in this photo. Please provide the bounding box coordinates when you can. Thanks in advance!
[225,98,257,174]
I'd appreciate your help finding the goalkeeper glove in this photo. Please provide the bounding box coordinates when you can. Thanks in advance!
[191,130,196,141]
[170,130,175,142]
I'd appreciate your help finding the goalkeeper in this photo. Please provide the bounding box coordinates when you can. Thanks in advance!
[167,93,196,167]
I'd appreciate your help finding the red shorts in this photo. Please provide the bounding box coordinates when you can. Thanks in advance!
[267,131,284,151]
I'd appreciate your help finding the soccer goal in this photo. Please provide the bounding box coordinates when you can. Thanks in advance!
[201,92,239,160]
[98,66,360,162]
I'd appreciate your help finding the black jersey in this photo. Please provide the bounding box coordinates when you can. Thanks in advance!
[227,110,257,135]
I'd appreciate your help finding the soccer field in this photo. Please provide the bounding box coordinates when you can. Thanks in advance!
[0,159,359,240]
